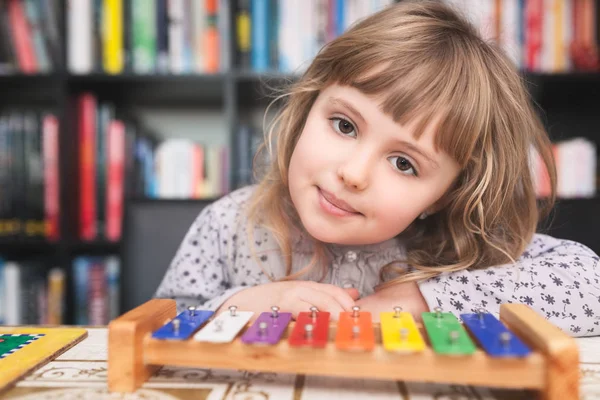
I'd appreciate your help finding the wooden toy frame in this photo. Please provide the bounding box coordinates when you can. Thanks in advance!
[107,299,579,399]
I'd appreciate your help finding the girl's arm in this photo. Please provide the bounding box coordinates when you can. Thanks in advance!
[417,233,600,337]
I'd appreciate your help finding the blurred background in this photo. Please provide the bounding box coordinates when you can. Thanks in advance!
[0,0,597,326]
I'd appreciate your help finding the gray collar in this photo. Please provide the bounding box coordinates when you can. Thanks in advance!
[291,225,403,257]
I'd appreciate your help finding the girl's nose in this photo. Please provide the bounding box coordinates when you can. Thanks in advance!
[337,151,372,191]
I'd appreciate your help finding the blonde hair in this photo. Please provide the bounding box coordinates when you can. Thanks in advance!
[245,0,557,287]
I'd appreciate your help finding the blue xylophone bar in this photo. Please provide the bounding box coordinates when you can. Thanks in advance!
[461,311,532,357]
[152,306,214,340]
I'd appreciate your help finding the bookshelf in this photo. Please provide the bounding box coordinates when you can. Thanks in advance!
[0,0,599,325]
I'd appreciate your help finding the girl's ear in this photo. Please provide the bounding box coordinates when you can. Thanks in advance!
[428,173,463,216]
[424,200,446,217]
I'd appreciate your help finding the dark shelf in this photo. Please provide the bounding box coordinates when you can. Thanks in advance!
[0,237,60,245]
[67,73,227,105]
[0,72,63,82]
[524,71,600,81]
[67,72,226,83]
[0,238,61,254]
[0,73,64,104]
[235,71,296,105]
[67,240,121,253]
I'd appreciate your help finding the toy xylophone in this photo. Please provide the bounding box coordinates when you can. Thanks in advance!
[107,299,579,399]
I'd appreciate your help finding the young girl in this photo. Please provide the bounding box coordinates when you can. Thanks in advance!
[155,0,599,337]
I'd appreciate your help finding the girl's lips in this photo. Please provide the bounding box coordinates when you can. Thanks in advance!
[318,187,361,216]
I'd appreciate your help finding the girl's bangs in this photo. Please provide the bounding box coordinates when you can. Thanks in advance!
[324,50,487,168]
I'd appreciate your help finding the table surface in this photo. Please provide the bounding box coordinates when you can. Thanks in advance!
[1,328,599,400]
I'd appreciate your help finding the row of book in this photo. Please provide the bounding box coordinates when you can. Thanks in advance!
[0,110,60,240]
[0,255,121,326]
[76,93,232,241]
[13,0,600,76]
[68,0,229,75]
[446,0,599,73]
[531,137,597,199]
[0,259,65,325]
[235,0,394,73]
[73,255,120,325]
[0,0,61,74]
[154,139,230,200]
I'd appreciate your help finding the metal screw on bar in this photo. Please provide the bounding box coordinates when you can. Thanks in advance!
[477,308,487,323]
[172,319,180,334]
[400,328,409,341]
[271,306,280,318]
[352,306,360,318]
[259,321,268,335]
[393,306,402,318]
[449,330,460,344]
[188,306,196,317]
[214,319,224,332]
[229,305,238,317]
[305,323,314,339]
[499,331,512,348]
[310,306,318,319]
[434,306,443,318]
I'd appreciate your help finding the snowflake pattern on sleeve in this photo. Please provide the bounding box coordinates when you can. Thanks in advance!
[417,234,600,337]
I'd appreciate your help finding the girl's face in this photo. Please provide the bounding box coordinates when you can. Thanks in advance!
[288,84,461,245]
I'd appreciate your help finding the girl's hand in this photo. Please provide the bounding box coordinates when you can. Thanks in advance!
[354,282,430,322]
[217,281,360,320]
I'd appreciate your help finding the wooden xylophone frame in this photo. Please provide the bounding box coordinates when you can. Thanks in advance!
[107,299,579,399]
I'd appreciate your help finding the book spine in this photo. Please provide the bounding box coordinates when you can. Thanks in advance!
[0,115,10,237]
[156,0,169,73]
[23,0,50,72]
[193,0,206,72]
[251,0,268,71]
[10,112,25,238]
[79,94,97,240]
[39,0,62,69]
[43,114,60,241]
[4,262,22,325]
[132,0,157,73]
[103,0,124,74]
[47,267,65,325]
[168,0,185,73]
[236,0,251,70]
[106,120,125,241]
[23,111,45,238]
[105,256,120,320]
[218,0,230,72]
[96,103,114,239]
[205,0,219,72]
[88,258,107,325]
[73,257,89,325]
[68,0,94,74]
[7,0,37,72]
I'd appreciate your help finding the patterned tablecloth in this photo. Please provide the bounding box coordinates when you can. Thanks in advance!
[1,328,599,400]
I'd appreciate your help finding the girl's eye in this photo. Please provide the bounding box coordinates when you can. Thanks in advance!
[389,156,418,177]
[329,117,356,137]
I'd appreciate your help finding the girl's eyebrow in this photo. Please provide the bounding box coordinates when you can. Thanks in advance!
[327,97,366,125]
[395,139,440,169]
